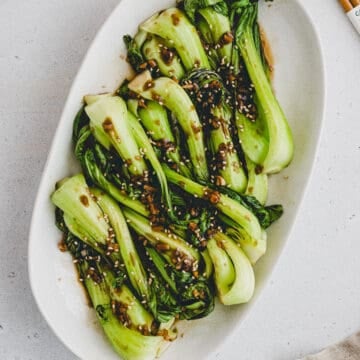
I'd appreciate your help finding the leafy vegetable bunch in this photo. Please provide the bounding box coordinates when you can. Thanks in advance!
[51,0,293,358]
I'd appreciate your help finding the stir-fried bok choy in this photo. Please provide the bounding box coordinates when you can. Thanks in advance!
[51,1,294,358]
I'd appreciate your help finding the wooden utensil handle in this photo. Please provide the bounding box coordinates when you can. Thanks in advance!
[340,0,354,12]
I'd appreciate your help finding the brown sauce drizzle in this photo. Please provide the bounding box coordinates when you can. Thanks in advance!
[58,236,67,252]
[102,117,114,132]
[259,26,275,78]
[160,47,175,65]
[80,195,89,207]
[171,13,180,26]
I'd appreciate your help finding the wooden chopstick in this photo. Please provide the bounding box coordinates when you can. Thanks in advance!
[340,0,355,12]
[340,0,360,12]
[339,0,360,34]
[350,0,360,7]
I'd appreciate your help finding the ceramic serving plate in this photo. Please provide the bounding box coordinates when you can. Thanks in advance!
[28,1,325,359]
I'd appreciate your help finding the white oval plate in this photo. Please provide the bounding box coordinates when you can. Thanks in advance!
[28,1,325,359]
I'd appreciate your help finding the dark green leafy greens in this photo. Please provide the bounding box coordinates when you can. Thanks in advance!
[181,0,228,21]
[123,35,146,73]
[215,185,283,229]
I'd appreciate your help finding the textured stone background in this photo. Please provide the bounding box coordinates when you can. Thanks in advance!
[1,1,359,359]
